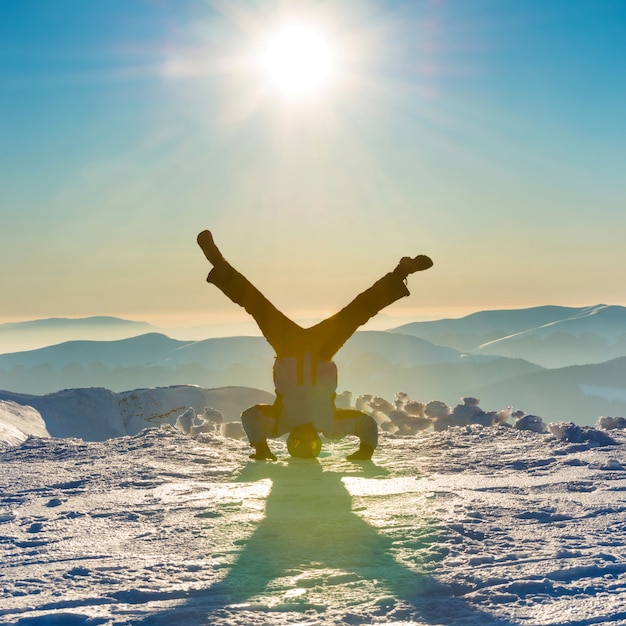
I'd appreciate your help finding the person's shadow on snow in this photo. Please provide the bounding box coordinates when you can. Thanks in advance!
[203,458,515,625]
[214,459,406,603]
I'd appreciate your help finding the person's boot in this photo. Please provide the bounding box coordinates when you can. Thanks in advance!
[197,230,225,266]
[347,444,374,461]
[393,255,433,279]
[249,440,277,461]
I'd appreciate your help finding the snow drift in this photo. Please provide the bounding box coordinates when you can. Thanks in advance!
[0,385,274,442]
[0,400,50,446]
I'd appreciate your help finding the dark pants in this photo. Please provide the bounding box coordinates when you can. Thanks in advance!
[207,261,410,360]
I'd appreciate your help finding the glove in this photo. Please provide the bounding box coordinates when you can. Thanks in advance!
[346,444,374,461]
[249,440,277,461]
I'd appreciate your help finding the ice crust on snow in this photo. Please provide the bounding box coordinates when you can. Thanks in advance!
[1,386,625,624]
[2,422,626,625]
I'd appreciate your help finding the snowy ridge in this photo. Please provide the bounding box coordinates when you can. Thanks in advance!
[391,304,626,369]
[1,425,626,624]
[1,385,623,449]
[477,304,611,350]
[0,385,274,442]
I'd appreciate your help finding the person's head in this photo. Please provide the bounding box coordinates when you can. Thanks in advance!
[287,423,322,459]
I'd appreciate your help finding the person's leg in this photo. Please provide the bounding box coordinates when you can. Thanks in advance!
[198,231,303,356]
[331,408,379,461]
[310,254,433,360]
[241,404,281,461]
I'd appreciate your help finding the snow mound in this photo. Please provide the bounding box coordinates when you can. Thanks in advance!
[357,394,513,434]
[0,400,50,446]
[514,413,549,433]
[548,421,616,446]
[598,415,626,430]
[426,397,512,432]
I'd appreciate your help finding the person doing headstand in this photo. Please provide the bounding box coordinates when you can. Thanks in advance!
[197,230,433,462]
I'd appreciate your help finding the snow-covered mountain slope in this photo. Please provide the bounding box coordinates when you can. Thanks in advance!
[0,332,459,396]
[0,386,274,441]
[1,425,625,625]
[0,334,277,397]
[0,333,194,369]
[392,304,626,367]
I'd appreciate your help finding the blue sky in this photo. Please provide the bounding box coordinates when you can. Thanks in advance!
[1,0,625,331]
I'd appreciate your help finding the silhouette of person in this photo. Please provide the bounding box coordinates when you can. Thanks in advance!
[133,459,517,626]
[197,230,433,462]
[209,459,421,605]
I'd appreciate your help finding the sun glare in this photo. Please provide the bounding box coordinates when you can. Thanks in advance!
[261,24,333,98]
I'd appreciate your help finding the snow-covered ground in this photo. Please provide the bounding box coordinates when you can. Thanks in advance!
[2,419,626,625]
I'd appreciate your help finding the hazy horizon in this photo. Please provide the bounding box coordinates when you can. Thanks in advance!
[0,305,496,353]
[1,300,616,338]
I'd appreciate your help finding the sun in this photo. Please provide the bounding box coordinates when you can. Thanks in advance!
[260,24,333,99]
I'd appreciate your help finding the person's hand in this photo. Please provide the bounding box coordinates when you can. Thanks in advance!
[346,444,374,461]
[250,441,277,461]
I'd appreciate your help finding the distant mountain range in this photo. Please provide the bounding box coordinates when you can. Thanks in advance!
[0,305,625,426]
[0,333,276,395]
[0,316,157,353]
[0,331,464,398]
[391,304,626,368]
